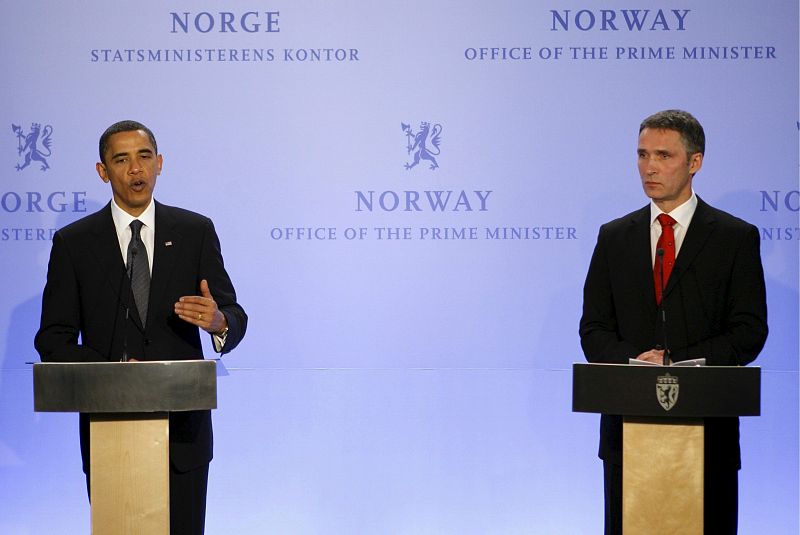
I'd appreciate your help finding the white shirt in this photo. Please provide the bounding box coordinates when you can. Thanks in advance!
[110,197,155,274]
[649,191,698,266]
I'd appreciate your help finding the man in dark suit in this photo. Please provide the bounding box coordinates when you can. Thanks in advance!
[580,110,767,534]
[35,120,247,535]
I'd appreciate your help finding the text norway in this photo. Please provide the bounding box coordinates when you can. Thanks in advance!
[550,9,689,31]
[355,190,492,212]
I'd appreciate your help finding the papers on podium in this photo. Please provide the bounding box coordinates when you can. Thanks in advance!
[628,357,706,367]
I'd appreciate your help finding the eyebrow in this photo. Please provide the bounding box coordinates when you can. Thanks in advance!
[110,148,154,160]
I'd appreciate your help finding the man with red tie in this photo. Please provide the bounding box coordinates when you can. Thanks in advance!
[579,109,768,534]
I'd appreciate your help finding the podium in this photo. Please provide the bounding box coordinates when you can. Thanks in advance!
[572,363,760,534]
[33,360,217,535]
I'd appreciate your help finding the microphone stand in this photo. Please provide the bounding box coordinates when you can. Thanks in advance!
[657,248,670,366]
[121,246,138,362]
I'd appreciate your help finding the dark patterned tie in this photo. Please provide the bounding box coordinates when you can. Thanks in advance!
[653,213,676,305]
[127,220,150,326]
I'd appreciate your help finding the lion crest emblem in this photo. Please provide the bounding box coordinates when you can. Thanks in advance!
[12,122,53,171]
[656,373,679,411]
[402,122,442,170]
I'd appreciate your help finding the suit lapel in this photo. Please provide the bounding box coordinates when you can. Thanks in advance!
[150,202,182,317]
[663,197,715,300]
[627,206,656,307]
[88,204,145,329]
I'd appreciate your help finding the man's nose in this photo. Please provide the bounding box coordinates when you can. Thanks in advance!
[644,156,658,174]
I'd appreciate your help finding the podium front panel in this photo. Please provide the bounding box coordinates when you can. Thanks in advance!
[33,360,217,413]
[572,363,760,418]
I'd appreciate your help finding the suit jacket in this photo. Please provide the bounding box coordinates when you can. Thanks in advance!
[579,197,767,468]
[35,201,247,473]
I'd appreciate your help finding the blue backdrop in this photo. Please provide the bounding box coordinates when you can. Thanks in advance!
[1,1,797,533]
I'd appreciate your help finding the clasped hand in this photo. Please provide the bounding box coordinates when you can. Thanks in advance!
[636,348,669,364]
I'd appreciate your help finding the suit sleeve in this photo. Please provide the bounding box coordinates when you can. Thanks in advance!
[34,231,106,362]
[199,218,247,354]
[579,226,641,364]
[682,224,768,366]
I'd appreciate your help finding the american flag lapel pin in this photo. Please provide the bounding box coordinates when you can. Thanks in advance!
[165,241,173,247]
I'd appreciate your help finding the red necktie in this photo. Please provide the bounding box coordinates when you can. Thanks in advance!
[654,213,676,305]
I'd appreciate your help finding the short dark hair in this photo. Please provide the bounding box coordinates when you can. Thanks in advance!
[639,109,705,157]
[98,120,158,163]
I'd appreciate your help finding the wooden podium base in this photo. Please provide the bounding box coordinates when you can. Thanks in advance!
[90,413,170,535]
[623,417,704,535]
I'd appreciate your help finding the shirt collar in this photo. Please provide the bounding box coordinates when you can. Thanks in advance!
[650,191,698,229]
[110,198,156,232]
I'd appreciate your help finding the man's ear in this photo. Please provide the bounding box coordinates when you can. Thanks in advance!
[688,152,703,176]
[96,162,109,183]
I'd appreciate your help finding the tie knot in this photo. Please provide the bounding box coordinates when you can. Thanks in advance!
[130,219,144,236]
[657,213,676,228]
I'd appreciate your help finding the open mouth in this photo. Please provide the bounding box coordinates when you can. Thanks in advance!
[130,180,147,192]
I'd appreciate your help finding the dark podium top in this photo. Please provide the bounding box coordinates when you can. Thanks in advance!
[33,360,217,413]
[572,363,760,418]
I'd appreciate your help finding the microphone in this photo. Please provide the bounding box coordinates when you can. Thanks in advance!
[120,245,143,362]
[122,250,136,362]
[656,248,670,366]
[109,263,130,362]
[112,229,145,362]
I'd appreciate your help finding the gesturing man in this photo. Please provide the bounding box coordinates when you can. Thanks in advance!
[35,120,247,535]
